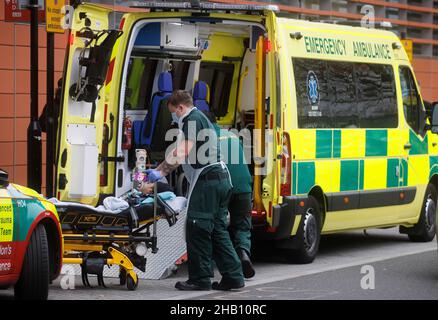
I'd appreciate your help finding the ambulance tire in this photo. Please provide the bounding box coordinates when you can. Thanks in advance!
[407,184,437,242]
[287,196,321,264]
[14,224,50,300]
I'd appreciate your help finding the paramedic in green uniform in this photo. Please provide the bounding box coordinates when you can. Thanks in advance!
[203,110,255,279]
[146,90,244,291]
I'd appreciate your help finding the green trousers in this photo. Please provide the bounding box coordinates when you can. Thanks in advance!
[228,192,252,255]
[186,177,244,287]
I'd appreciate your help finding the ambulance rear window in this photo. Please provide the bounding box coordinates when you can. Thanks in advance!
[199,62,235,118]
[125,58,158,110]
[293,58,398,129]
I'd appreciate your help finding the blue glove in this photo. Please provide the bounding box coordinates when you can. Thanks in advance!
[146,169,162,183]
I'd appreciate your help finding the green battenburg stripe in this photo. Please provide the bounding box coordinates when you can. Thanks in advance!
[17,199,46,242]
[365,130,387,156]
[12,202,19,242]
[386,158,400,188]
[297,162,315,194]
[340,160,359,191]
[429,156,438,179]
[409,130,428,155]
[333,130,341,158]
[316,130,332,158]
[292,162,297,195]
[359,159,364,190]
[400,158,409,186]
[430,155,438,169]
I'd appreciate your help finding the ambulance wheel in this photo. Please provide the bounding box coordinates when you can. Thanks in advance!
[287,196,321,264]
[14,224,50,300]
[119,268,127,286]
[405,184,437,242]
[126,274,138,291]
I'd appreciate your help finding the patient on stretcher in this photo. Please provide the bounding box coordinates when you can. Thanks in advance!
[49,180,186,232]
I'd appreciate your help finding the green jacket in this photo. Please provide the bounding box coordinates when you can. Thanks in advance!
[213,124,252,194]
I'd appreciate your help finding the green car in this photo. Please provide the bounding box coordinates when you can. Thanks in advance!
[0,170,62,300]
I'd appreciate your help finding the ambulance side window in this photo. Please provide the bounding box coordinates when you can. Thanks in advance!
[294,58,332,128]
[355,63,398,128]
[399,66,423,134]
[328,62,358,128]
[294,58,397,129]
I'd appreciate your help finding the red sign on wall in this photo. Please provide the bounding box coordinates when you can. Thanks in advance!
[4,0,46,23]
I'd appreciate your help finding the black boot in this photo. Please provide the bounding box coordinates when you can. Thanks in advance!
[212,279,245,291]
[238,249,255,279]
[175,280,211,291]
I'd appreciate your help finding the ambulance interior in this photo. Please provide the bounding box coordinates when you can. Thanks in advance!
[117,19,270,197]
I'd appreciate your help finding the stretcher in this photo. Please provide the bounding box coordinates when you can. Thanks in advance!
[52,185,184,290]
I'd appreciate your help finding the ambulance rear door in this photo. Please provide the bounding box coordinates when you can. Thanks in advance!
[55,3,120,205]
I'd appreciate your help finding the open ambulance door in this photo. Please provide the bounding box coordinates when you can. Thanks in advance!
[253,11,283,228]
[253,35,266,214]
[55,3,121,205]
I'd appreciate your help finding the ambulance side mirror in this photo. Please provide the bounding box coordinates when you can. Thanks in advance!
[429,102,438,134]
[0,169,9,188]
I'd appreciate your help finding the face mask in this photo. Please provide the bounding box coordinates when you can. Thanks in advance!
[171,112,179,123]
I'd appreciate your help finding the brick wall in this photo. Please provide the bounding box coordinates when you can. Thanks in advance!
[413,58,438,103]
[0,0,67,194]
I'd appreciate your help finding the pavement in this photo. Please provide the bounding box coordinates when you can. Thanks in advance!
[1,227,437,300]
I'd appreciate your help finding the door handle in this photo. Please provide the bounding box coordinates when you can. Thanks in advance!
[404,143,412,150]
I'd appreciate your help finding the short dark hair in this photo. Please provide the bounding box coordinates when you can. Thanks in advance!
[167,90,193,107]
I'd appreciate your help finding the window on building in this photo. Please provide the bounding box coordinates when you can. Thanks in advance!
[199,62,235,117]
[413,43,423,55]
[386,8,400,19]
[293,58,398,129]
[399,66,424,135]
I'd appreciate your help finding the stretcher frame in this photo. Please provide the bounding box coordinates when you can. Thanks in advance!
[61,183,167,290]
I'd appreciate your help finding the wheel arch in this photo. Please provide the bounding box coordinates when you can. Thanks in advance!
[308,185,327,227]
[21,212,62,282]
[428,174,438,194]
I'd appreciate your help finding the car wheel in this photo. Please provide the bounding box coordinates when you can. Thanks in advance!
[287,196,321,264]
[14,224,50,300]
[407,184,437,242]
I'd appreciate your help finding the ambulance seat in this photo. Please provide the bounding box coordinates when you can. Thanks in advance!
[193,81,210,112]
[133,72,173,147]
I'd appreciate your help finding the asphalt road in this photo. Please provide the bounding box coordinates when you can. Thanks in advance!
[1,227,437,300]
[199,250,438,300]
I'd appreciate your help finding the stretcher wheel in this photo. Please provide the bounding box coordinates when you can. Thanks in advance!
[126,274,138,291]
[119,269,127,286]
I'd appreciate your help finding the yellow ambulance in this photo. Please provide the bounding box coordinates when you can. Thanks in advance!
[55,1,438,263]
